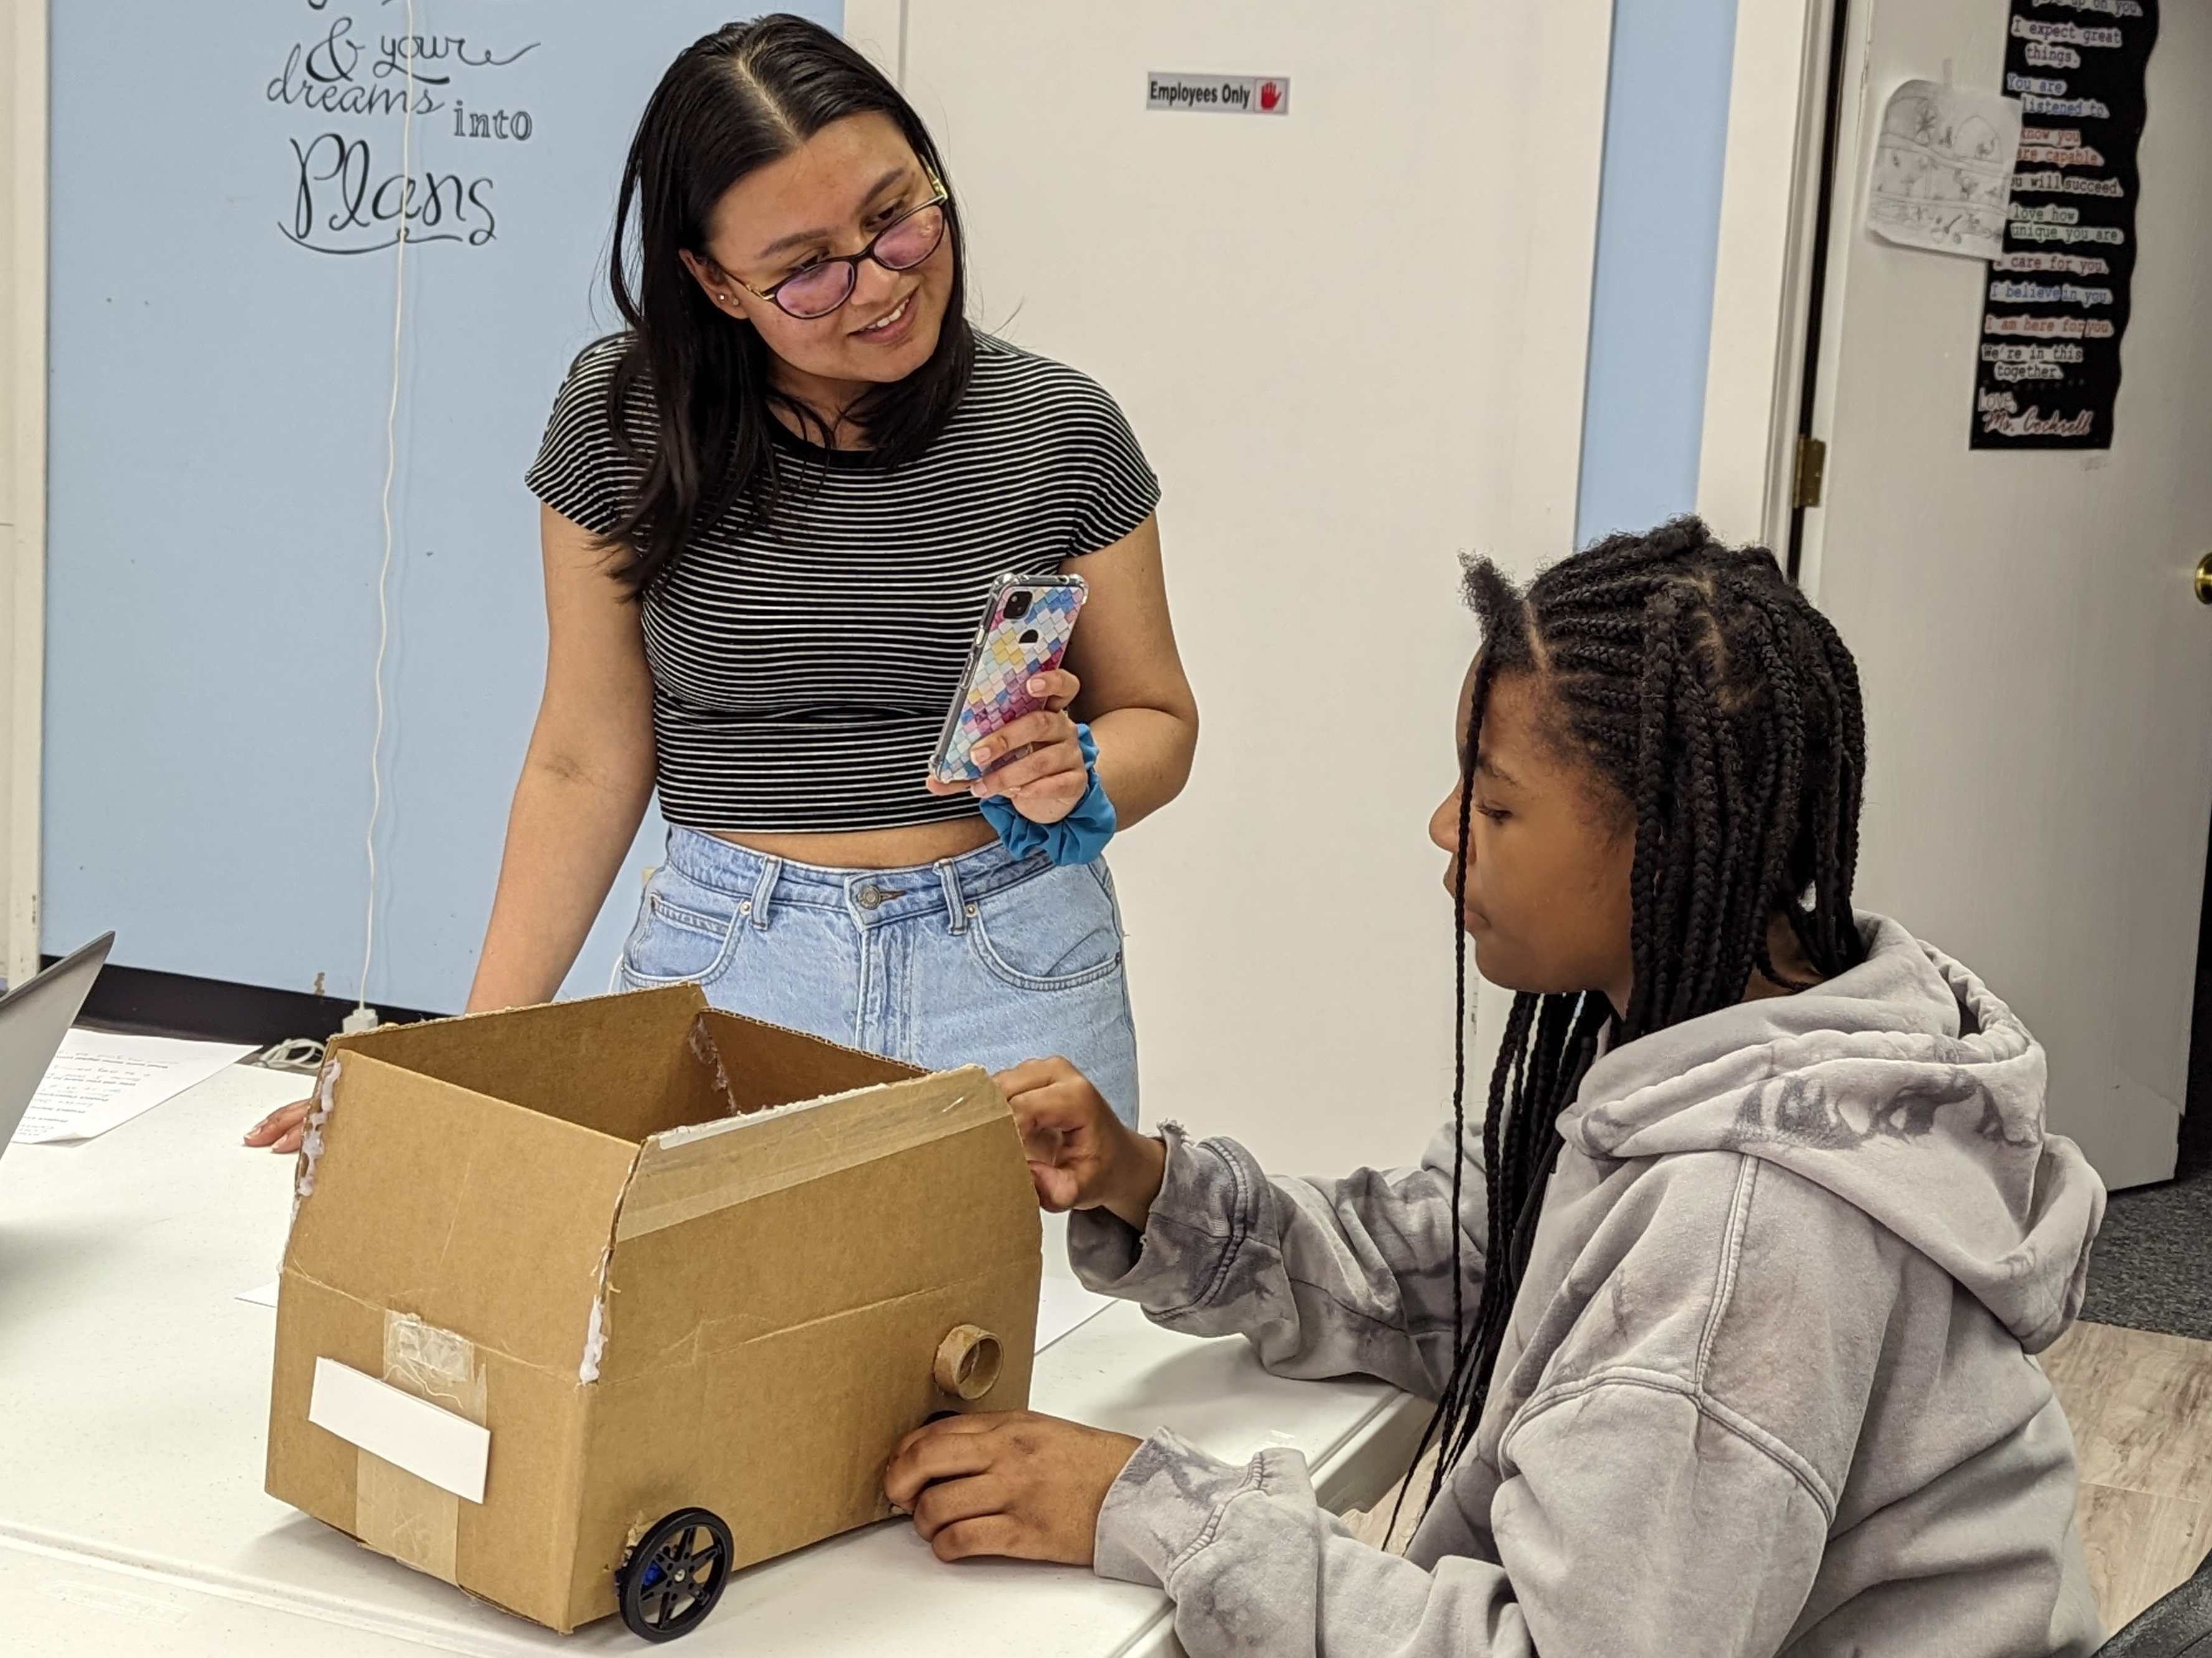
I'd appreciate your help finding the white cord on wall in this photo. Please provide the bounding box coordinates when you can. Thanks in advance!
[347,0,419,1035]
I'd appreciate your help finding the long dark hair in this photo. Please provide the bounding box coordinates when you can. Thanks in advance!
[1398,517,1869,1523]
[602,14,975,595]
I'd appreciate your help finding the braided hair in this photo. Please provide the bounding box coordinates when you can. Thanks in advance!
[1396,516,1868,1523]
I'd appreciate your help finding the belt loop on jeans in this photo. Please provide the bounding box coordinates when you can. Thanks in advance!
[935,857,971,934]
[745,855,782,931]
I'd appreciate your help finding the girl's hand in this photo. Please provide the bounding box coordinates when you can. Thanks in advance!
[243,1098,312,1154]
[925,669,1089,824]
[993,1057,1165,1231]
[882,1410,1143,1565]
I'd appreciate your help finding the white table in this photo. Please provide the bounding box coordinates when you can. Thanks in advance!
[0,1065,1424,1656]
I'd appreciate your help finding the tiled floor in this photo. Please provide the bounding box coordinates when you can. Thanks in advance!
[2043,1319,2212,1626]
[1342,1319,2212,1629]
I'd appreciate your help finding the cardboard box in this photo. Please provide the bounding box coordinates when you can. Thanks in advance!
[265,985,1041,1635]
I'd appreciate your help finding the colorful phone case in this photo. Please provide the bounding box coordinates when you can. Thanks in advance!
[931,575,1087,784]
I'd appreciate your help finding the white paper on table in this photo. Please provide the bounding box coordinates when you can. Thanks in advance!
[237,1281,280,1307]
[11,1030,255,1144]
[1866,79,2023,260]
[1037,1275,1114,1352]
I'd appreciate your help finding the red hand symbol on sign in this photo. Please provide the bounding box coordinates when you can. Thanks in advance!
[1259,81,1281,111]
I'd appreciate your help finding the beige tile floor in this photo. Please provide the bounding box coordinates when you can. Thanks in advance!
[1342,1319,2212,1628]
[2043,1319,2212,1626]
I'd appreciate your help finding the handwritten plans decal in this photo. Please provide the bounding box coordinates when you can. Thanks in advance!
[1972,0,2160,449]
[268,1,542,254]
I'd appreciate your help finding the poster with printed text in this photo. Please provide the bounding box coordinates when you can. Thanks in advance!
[1972,0,2159,449]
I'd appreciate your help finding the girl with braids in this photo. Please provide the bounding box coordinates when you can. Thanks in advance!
[884,518,2108,1657]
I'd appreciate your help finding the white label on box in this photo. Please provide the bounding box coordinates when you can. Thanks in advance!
[308,1357,489,1504]
[1146,73,1289,115]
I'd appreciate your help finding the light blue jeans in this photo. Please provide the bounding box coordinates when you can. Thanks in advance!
[616,827,1140,1125]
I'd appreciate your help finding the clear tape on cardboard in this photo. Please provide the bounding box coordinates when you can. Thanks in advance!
[388,1311,488,1418]
[351,1310,488,1585]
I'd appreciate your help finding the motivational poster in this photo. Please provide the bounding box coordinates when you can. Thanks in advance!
[1972,0,2160,449]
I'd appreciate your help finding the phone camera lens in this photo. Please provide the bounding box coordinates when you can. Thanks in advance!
[1003,591,1032,621]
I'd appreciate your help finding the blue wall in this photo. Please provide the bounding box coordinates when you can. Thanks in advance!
[1575,0,1741,547]
[44,2,839,1012]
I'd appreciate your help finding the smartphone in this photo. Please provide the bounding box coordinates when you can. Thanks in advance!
[930,573,1089,786]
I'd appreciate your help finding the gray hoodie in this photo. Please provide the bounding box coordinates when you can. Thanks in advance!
[1073,918,2108,1657]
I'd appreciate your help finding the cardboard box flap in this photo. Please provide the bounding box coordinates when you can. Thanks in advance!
[288,1052,639,1373]
[689,1007,921,1116]
[332,985,730,1144]
[593,1087,1041,1385]
[572,1070,1041,1604]
[613,1066,1005,1243]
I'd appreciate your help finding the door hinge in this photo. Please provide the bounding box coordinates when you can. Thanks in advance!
[1793,435,1828,509]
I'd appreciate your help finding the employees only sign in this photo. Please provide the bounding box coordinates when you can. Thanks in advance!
[1146,73,1289,115]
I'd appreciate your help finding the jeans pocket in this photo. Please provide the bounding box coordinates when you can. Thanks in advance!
[967,864,1124,992]
[618,872,744,988]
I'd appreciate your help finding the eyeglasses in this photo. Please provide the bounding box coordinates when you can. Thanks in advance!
[736,187,950,321]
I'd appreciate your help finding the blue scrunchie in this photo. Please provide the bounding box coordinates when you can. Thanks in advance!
[978,721,1117,867]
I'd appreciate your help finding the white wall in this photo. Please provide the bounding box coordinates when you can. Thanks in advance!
[0,0,40,991]
[854,1,1612,1175]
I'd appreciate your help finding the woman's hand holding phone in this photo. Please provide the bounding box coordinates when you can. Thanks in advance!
[993,1056,1165,1230]
[925,666,1091,824]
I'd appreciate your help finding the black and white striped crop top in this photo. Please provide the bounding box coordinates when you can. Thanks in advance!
[525,334,1161,834]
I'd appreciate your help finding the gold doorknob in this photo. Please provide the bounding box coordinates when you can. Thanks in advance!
[2199,552,2212,605]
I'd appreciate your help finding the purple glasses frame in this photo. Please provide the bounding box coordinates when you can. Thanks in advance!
[735,185,950,320]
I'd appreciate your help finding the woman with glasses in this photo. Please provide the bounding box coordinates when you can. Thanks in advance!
[242,15,1196,1155]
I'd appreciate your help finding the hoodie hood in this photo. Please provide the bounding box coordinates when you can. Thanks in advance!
[1562,915,2106,1352]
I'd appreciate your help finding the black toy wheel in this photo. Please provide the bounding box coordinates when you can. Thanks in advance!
[617,1507,733,1642]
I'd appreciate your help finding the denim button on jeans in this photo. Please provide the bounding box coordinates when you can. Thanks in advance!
[616,827,1140,1126]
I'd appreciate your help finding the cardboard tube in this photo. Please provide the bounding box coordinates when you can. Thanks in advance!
[933,1325,1003,1401]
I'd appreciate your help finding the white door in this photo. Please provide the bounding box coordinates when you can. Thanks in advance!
[1803,0,2212,1186]
[845,2,1613,1172]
